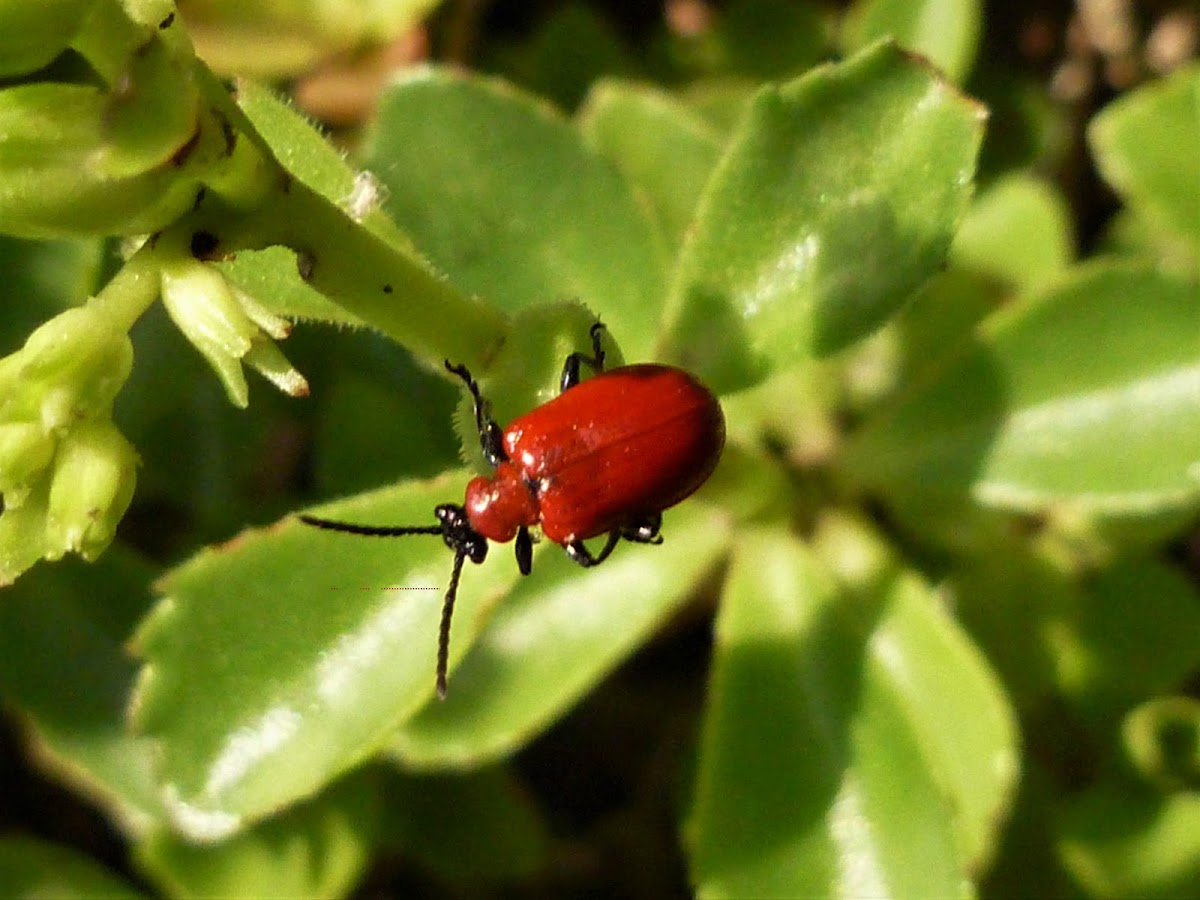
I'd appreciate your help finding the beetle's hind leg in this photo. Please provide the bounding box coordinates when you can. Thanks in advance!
[562,513,663,568]
[619,512,662,546]
[563,530,620,567]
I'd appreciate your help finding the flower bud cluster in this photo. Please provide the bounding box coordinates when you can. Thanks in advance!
[0,305,138,582]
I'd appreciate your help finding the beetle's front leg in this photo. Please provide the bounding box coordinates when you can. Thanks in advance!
[560,321,607,392]
[445,360,507,467]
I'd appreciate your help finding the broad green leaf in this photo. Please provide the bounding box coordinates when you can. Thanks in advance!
[950,173,1074,291]
[131,475,521,838]
[1057,560,1200,723]
[1099,207,1199,276]
[362,67,668,362]
[377,764,548,880]
[951,552,1200,728]
[0,836,145,899]
[844,262,1200,522]
[680,78,758,135]
[946,552,1078,711]
[579,80,723,256]
[842,0,981,83]
[688,529,1015,897]
[1059,782,1200,898]
[0,549,161,833]
[661,40,985,392]
[392,500,729,766]
[137,771,377,899]
[890,269,999,387]
[1090,64,1200,255]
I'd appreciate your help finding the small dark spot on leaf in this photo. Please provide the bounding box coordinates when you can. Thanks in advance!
[159,12,175,28]
[383,284,393,294]
[192,187,207,211]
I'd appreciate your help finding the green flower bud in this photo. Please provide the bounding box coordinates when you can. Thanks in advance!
[45,418,138,561]
[0,0,96,78]
[5,305,134,429]
[162,262,309,407]
[0,422,56,507]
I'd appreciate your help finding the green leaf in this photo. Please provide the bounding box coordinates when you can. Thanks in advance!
[680,78,758,135]
[234,80,413,252]
[889,269,999,388]
[844,262,1200,524]
[0,836,145,899]
[842,0,982,83]
[1090,63,1200,255]
[131,475,521,838]
[1059,782,1200,898]
[1059,561,1200,723]
[362,67,668,362]
[950,173,1074,291]
[0,549,161,832]
[661,40,985,392]
[392,500,729,767]
[136,771,377,899]
[579,80,724,257]
[687,529,1016,896]
[950,553,1200,725]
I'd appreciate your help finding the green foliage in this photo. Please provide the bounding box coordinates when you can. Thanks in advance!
[0,1,1196,897]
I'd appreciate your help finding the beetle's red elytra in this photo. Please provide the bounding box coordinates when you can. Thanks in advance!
[301,322,725,698]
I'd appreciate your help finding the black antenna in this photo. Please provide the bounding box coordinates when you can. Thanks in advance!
[300,505,488,699]
[299,515,442,538]
[437,549,467,699]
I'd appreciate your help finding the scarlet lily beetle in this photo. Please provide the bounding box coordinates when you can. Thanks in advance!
[301,322,725,698]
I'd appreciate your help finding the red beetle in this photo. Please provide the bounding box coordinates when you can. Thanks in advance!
[302,322,725,697]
